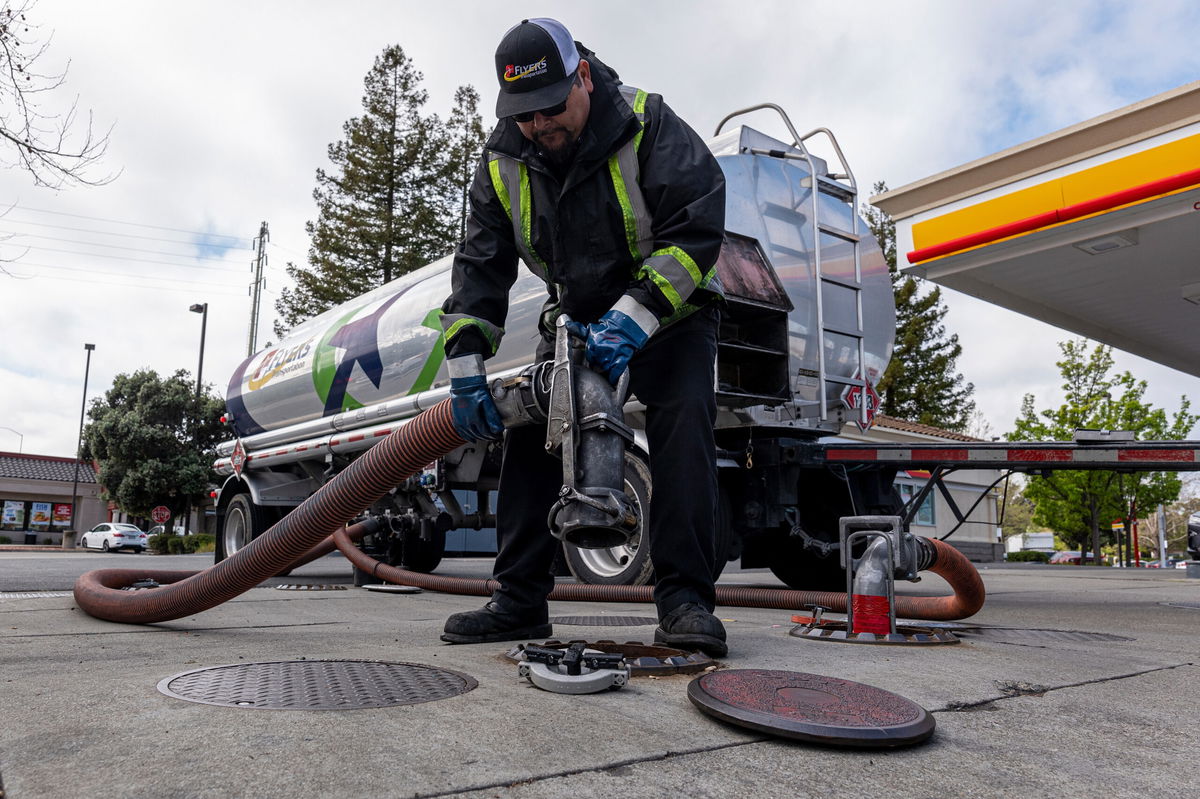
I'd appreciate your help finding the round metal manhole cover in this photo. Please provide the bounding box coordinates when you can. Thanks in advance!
[687,669,935,747]
[157,660,477,710]
[956,628,1133,644]
[550,615,657,627]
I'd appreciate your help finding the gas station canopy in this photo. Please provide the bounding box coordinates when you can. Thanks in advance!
[872,81,1200,378]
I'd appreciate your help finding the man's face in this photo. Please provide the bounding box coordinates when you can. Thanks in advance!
[515,60,593,165]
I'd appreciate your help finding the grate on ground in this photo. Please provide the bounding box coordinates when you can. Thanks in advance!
[157,660,477,710]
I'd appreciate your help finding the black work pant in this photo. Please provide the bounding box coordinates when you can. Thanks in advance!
[490,305,720,618]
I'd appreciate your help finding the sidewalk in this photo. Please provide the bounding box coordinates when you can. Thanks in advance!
[1,560,1197,798]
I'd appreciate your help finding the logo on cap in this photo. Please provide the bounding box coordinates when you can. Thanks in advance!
[504,55,548,82]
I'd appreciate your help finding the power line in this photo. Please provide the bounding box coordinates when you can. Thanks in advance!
[0,216,254,248]
[5,245,247,271]
[6,260,245,288]
[2,203,250,242]
[0,231,250,263]
[4,265,245,294]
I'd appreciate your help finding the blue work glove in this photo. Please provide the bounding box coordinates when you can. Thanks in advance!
[566,301,657,386]
[447,356,505,442]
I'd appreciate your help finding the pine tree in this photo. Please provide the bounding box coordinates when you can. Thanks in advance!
[274,45,470,336]
[446,85,488,240]
[864,181,976,431]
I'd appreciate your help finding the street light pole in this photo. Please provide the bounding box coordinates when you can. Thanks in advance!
[65,343,95,550]
[188,303,208,535]
[0,426,22,453]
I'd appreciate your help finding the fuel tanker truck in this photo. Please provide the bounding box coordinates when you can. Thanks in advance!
[212,106,899,591]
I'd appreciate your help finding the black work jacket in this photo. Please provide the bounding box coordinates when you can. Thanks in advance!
[442,48,726,360]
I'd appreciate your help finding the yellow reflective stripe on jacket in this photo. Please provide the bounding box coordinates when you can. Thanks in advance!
[488,154,549,282]
[610,85,653,263]
[517,163,550,277]
[441,314,503,356]
[487,157,511,218]
[637,246,707,312]
[631,88,648,151]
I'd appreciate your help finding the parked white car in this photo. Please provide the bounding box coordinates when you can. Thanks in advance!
[79,523,148,553]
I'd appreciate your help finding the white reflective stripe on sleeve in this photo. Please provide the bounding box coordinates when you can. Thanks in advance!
[447,354,486,379]
[612,294,661,339]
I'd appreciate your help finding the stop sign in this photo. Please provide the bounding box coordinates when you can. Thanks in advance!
[151,506,170,524]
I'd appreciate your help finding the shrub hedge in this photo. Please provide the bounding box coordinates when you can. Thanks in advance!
[148,533,216,555]
[1006,550,1051,563]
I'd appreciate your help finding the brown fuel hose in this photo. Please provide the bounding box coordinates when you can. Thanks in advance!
[75,396,985,624]
[333,524,985,621]
[73,401,464,624]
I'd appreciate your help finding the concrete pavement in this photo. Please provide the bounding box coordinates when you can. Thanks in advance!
[1,553,1196,798]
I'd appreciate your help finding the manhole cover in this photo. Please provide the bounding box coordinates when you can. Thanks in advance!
[1160,601,1200,609]
[505,640,713,675]
[157,660,477,710]
[956,628,1133,643]
[688,669,934,747]
[550,616,657,627]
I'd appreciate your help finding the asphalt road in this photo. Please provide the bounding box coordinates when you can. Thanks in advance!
[0,548,1187,594]
[0,549,502,592]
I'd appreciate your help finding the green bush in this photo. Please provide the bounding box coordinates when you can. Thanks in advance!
[42,537,53,545]
[147,534,171,554]
[0,536,10,545]
[167,536,186,554]
[1006,550,1051,563]
[190,534,215,554]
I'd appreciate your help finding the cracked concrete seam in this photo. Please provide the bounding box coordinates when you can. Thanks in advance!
[935,661,1196,713]
[406,738,769,799]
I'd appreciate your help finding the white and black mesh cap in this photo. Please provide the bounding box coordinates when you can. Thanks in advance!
[494,18,580,118]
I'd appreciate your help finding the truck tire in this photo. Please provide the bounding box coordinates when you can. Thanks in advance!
[565,451,654,586]
[215,493,283,565]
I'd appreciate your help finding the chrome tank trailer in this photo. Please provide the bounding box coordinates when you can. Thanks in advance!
[221,123,893,450]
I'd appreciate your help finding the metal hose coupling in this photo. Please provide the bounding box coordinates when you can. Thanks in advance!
[539,316,640,549]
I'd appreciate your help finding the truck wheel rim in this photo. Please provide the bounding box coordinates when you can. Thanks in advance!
[224,505,250,556]
[573,473,643,579]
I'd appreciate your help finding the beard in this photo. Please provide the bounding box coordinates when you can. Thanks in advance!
[533,125,580,167]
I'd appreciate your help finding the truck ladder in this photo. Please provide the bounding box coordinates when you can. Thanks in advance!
[714,105,868,426]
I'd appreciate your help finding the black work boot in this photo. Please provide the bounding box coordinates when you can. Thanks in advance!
[654,602,728,657]
[441,600,551,645]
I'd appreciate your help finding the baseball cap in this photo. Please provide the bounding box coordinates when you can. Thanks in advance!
[494,18,580,119]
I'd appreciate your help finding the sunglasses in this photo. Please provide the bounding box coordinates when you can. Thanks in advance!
[512,98,569,124]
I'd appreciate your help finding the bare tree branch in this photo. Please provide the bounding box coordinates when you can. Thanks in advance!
[0,0,116,188]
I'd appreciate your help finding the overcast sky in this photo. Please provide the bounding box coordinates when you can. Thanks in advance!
[2,0,1199,457]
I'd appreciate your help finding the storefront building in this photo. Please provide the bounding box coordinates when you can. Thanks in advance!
[0,451,105,545]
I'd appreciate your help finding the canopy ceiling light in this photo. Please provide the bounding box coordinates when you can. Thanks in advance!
[1073,228,1139,255]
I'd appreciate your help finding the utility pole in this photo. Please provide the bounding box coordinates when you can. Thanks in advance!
[65,343,95,550]
[248,221,269,356]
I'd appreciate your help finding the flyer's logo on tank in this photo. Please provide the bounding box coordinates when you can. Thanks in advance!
[247,338,315,391]
[503,55,548,82]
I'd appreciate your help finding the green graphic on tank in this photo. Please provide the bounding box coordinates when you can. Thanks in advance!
[406,309,447,395]
[311,287,446,416]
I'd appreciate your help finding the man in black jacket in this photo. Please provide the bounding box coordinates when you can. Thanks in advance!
[439,18,728,657]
